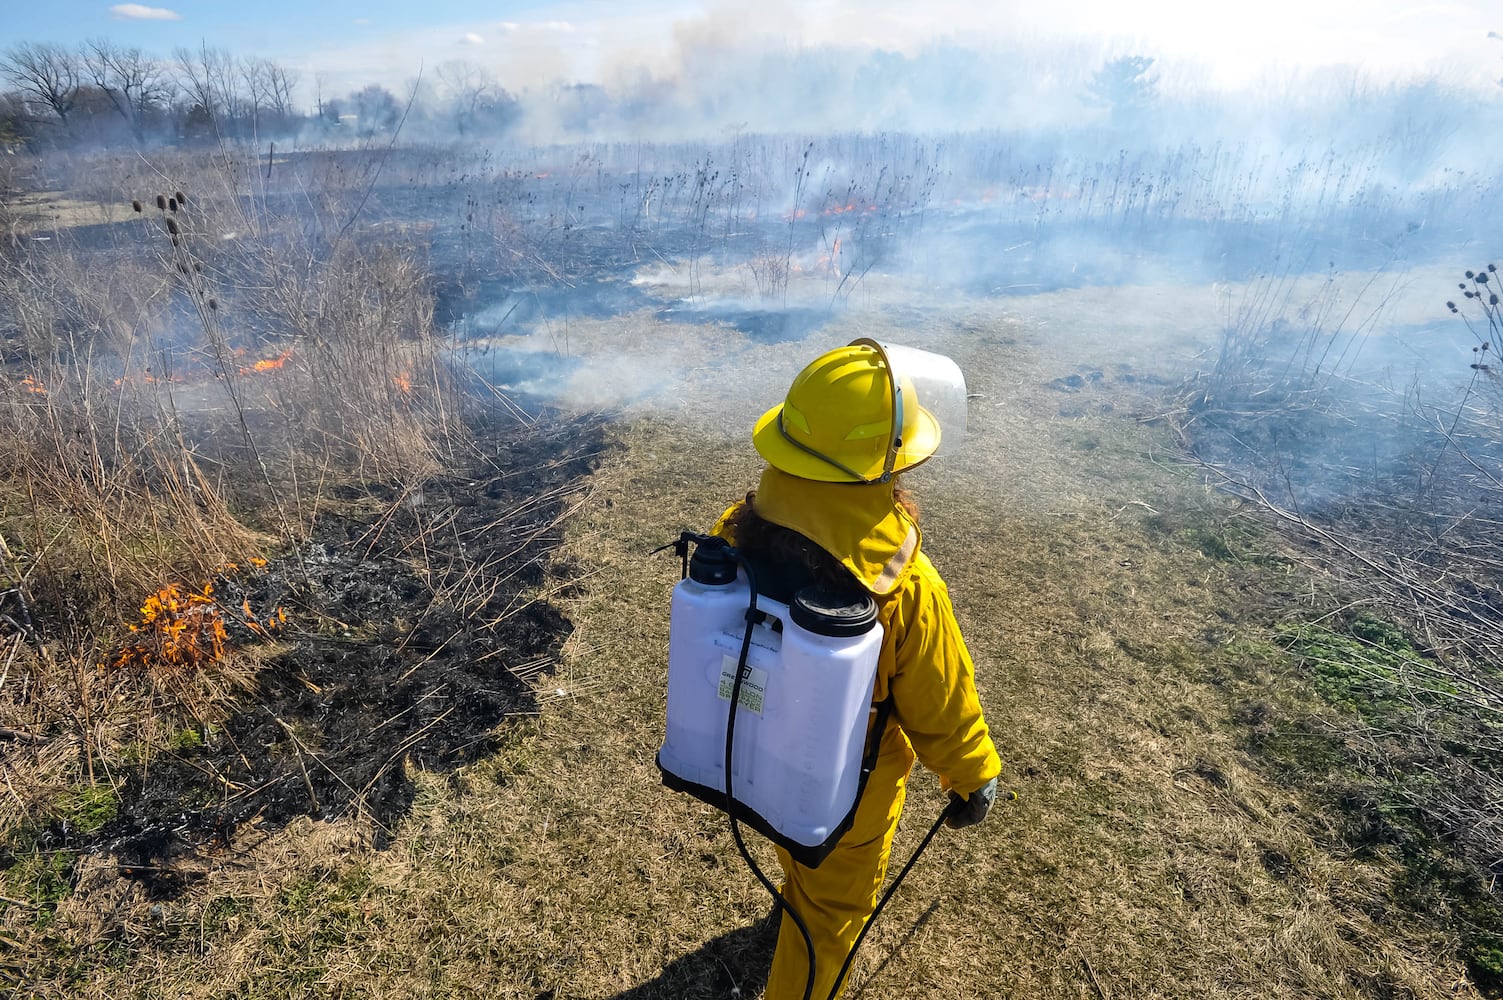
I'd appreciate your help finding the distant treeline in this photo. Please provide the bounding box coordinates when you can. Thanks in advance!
[0,41,522,149]
[3,35,1501,168]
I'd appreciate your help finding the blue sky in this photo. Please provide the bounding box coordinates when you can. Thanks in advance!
[3,0,1500,100]
[0,1,611,57]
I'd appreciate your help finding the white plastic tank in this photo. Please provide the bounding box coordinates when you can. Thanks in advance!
[659,538,884,863]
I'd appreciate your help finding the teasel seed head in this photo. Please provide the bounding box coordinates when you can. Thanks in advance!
[175,191,187,206]
[168,198,178,213]
[132,200,142,213]
[166,218,180,235]
[156,195,167,211]
[208,298,219,311]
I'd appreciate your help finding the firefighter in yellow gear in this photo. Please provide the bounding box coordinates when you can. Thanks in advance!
[711,341,1002,1000]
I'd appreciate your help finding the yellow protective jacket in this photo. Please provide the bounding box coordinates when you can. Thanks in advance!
[714,466,1000,797]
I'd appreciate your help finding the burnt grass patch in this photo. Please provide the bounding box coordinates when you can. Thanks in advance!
[31,414,613,900]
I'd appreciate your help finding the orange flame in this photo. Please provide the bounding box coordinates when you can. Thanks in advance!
[109,569,286,672]
[20,376,46,396]
[393,370,413,395]
[110,582,228,672]
[240,348,293,375]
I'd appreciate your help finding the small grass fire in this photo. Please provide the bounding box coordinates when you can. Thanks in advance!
[103,569,286,722]
[109,573,285,672]
[110,582,230,673]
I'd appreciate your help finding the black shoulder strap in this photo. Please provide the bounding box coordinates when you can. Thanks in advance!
[855,695,895,799]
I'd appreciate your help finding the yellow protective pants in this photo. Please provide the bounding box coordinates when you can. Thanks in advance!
[764,725,917,1000]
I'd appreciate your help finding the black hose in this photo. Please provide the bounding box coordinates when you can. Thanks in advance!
[721,554,819,1000]
[707,537,952,1000]
[827,800,956,997]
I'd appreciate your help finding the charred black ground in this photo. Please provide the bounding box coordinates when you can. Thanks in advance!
[17,414,612,899]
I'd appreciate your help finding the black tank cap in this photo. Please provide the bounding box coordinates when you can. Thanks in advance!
[688,537,738,585]
[791,585,878,637]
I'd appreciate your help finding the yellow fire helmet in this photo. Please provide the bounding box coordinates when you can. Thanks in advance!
[753,339,968,484]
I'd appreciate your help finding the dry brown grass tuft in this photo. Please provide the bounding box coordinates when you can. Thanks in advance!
[0,146,469,933]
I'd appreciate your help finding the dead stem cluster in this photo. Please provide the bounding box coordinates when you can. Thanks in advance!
[1172,260,1503,971]
[0,145,480,893]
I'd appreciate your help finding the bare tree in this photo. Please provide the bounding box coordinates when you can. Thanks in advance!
[237,57,298,135]
[266,62,297,121]
[240,56,272,134]
[435,60,519,136]
[0,42,81,125]
[436,60,490,135]
[174,44,243,135]
[82,39,171,142]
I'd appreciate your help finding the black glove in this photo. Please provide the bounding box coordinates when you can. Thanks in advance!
[945,776,999,829]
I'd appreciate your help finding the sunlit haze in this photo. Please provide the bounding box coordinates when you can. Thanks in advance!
[3,0,1500,103]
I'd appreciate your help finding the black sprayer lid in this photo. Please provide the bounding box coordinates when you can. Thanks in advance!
[688,536,739,586]
[790,585,878,637]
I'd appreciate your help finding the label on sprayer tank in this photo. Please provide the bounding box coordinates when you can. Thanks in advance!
[717,655,768,715]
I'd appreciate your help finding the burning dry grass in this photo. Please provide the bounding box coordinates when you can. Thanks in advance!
[0,370,263,622]
[0,148,468,625]
[0,148,476,957]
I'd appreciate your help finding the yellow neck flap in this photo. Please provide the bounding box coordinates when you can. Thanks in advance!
[751,466,922,596]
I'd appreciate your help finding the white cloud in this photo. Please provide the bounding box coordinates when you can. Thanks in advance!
[463,32,486,45]
[353,17,372,26]
[110,3,182,19]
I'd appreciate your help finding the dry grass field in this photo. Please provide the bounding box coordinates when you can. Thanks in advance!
[9,264,1493,998]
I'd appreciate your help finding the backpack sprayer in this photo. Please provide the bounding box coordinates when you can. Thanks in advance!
[656,530,963,1000]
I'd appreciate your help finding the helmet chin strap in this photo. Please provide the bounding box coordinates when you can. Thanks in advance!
[774,338,904,485]
[775,411,872,483]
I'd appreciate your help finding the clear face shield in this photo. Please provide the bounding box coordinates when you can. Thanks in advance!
[849,338,968,483]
